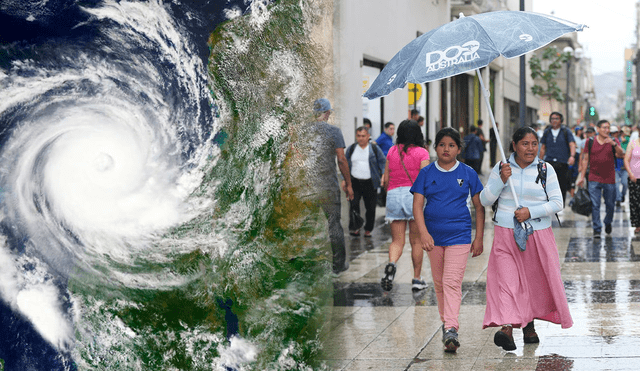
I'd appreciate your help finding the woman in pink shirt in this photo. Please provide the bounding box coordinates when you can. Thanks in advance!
[624,135,640,233]
[380,120,430,291]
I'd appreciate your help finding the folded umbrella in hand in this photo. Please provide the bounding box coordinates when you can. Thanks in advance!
[513,215,534,252]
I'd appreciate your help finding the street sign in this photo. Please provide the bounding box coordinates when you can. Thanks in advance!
[408,83,422,106]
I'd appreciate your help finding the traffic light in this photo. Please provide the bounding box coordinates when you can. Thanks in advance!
[589,106,595,116]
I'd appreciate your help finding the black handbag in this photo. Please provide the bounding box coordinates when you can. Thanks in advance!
[349,200,365,230]
[571,187,592,216]
[377,188,386,207]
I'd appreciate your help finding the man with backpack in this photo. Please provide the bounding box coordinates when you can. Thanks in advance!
[346,126,386,237]
[577,120,625,237]
[539,112,576,207]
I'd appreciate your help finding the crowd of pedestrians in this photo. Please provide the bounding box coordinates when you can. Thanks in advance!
[309,98,639,354]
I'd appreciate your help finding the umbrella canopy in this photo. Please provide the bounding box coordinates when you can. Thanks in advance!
[363,10,585,249]
[364,11,586,100]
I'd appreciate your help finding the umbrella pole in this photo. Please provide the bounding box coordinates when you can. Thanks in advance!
[475,69,524,212]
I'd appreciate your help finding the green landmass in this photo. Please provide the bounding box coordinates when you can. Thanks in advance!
[62,0,335,369]
[205,0,334,368]
[69,0,334,369]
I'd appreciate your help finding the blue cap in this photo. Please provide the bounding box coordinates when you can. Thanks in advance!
[574,126,583,133]
[313,98,332,113]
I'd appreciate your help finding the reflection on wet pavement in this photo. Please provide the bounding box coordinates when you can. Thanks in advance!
[564,280,640,304]
[333,282,487,306]
[323,202,640,370]
[335,280,640,307]
[565,236,640,262]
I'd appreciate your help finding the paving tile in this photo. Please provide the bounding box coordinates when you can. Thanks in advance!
[470,357,538,371]
[356,307,440,359]
[320,359,351,371]
[408,357,476,371]
[560,357,640,371]
[324,203,640,370]
[339,358,413,370]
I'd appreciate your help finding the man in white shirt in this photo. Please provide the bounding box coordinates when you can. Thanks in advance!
[345,127,386,237]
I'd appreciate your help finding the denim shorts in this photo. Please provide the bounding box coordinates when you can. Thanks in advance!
[385,186,415,222]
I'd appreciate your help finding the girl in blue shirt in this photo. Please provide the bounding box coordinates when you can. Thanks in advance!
[411,127,485,353]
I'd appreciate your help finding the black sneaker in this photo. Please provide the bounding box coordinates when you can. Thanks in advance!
[605,224,612,234]
[443,328,460,352]
[593,230,601,238]
[411,277,428,291]
[380,263,396,291]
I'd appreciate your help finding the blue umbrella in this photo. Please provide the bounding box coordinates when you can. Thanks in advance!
[364,11,586,248]
[364,11,585,100]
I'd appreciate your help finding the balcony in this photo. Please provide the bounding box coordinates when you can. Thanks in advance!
[451,0,507,18]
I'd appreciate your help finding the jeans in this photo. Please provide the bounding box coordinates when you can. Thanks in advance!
[588,181,616,232]
[616,169,629,202]
[320,191,346,272]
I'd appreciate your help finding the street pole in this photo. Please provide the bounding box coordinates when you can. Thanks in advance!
[566,58,571,127]
[519,0,526,127]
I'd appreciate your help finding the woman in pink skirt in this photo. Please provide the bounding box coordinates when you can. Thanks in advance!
[480,126,573,351]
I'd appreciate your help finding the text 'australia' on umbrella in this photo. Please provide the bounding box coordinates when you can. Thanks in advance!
[364,10,586,247]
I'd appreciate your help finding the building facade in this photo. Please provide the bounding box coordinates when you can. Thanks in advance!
[531,33,595,129]
[331,0,541,172]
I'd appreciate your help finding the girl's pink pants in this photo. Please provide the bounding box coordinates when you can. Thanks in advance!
[427,244,470,330]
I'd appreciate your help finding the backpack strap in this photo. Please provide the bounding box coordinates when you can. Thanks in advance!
[346,143,356,159]
[561,126,571,149]
[371,142,380,164]
[542,127,551,144]
[535,160,562,226]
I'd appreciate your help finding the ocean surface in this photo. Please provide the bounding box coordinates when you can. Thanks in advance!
[0,0,333,369]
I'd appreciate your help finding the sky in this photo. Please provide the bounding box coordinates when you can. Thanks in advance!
[532,0,637,75]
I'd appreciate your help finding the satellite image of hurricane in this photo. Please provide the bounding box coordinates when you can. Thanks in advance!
[0,0,334,369]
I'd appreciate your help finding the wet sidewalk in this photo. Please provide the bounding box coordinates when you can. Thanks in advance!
[321,197,640,370]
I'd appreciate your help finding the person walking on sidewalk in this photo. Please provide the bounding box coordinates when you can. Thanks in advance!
[577,120,624,237]
[624,131,640,233]
[463,125,483,174]
[539,111,576,207]
[375,122,395,207]
[480,127,573,351]
[307,98,354,274]
[345,126,386,237]
[611,125,628,207]
[379,120,430,292]
[411,127,485,353]
[376,122,395,156]
[476,119,489,175]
